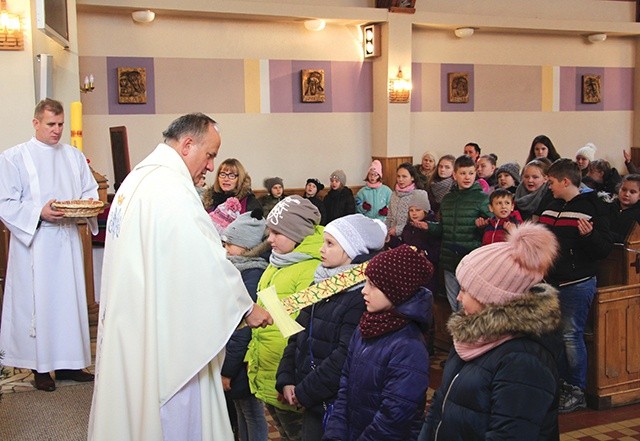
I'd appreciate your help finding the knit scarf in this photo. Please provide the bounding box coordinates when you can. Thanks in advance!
[454,335,515,361]
[514,181,548,216]
[359,309,409,339]
[429,177,454,204]
[269,250,314,268]
[228,255,269,272]
[395,183,416,193]
[366,181,383,189]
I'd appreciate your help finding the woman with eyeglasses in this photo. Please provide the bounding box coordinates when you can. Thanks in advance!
[203,158,262,214]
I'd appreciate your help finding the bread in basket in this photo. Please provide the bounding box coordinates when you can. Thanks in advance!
[51,199,105,218]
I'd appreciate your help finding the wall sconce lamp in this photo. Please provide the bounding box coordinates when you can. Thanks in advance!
[0,0,23,51]
[80,74,95,93]
[587,33,607,43]
[363,24,380,58]
[132,10,155,23]
[304,19,326,31]
[388,67,412,103]
[454,27,475,38]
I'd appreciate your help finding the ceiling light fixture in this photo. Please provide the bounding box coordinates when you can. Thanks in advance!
[304,19,326,32]
[587,33,607,43]
[454,27,474,38]
[132,10,155,24]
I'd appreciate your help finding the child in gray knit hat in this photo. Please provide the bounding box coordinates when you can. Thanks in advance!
[324,169,356,224]
[220,208,271,441]
[495,162,520,193]
[258,177,285,215]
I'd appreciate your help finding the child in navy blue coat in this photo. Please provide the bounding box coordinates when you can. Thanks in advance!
[220,209,270,441]
[323,245,433,441]
[277,214,387,441]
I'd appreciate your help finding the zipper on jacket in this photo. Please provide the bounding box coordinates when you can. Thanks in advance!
[434,372,459,440]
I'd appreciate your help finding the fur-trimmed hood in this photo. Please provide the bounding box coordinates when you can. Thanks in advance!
[447,283,560,343]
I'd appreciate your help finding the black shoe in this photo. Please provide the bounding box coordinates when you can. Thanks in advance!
[54,369,95,382]
[32,371,56,392]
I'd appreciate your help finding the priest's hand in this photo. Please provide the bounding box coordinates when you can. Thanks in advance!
[41,199,65,223]
[245,304,273,328]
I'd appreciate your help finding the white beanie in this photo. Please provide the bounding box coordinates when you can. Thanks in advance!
[576,143,597,162]
[324,214,387,260]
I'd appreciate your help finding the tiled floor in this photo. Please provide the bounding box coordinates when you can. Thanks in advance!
[2,347,640,440]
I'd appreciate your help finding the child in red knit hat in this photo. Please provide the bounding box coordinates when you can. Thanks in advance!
[323,244,433,441]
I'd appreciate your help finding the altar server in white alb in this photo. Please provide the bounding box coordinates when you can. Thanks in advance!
[88,113,273,441]
[0,98,98,392]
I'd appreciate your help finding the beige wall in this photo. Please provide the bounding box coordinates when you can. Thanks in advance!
[411,28,637,170]
[2,0,638,190]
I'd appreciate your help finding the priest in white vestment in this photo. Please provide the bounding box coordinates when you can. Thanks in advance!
[0,99,98,392]
[88,113,272,441]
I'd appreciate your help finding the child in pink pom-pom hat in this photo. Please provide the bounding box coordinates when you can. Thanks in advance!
[209,196,241,236]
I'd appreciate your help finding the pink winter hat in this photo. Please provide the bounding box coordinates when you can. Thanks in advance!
[456,222,558,306]
[210,197,242,234]
[368,160,383,178]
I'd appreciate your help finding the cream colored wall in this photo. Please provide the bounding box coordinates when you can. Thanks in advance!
[411,28,637,172]
[0,0,80,150]
[71,1,640,190]
[77,11,371,188]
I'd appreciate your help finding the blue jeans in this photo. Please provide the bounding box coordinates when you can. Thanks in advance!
[233,396,269,441]
[444,270,461,312]
[558,277,596,390]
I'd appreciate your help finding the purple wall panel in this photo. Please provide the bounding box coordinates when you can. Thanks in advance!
[106,57,155,115]
[559,67,576,111]
[603,67,634,111]
[269,60,294,113]
[331,61,373,113]
[575,66,605,111]
[441,64,474,112]
[411,62,422,112]
[292,60,332,113]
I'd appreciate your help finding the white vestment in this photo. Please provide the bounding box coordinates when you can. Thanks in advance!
[88,144,254,441]
[0,138,98,372]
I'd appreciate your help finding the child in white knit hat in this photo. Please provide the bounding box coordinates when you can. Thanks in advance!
[421,222,562,440]
[575,143,597,177]
[276,213,387,441]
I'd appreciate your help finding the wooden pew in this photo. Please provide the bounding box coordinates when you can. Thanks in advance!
[586,222,640,409]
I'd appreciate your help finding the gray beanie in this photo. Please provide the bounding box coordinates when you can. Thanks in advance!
[408,190,431,213]
[267,195,320,243]
[495,162,521,185]
[264,177,284,192]
[221,209,266,250]
[324,214,388,260]
[330,169,347,186]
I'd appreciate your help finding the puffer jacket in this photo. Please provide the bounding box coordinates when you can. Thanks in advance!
[276,255,374,416]
[355,185,393,222]
[324,187,356,224]
[424,284,562,441]
[245,226,324,410]
[427,182,491,272]
[323,288,432,441]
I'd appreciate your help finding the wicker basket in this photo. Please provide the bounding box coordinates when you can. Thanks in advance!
[51,200,106,218]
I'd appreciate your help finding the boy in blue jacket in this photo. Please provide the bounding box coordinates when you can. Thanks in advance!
[323,245,433,441]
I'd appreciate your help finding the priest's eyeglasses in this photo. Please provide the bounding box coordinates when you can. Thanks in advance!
[218,172,238,180]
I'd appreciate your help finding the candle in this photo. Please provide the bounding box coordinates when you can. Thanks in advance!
[83,76,89,88]
[89,74,94,85]
[70,101,83,151]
